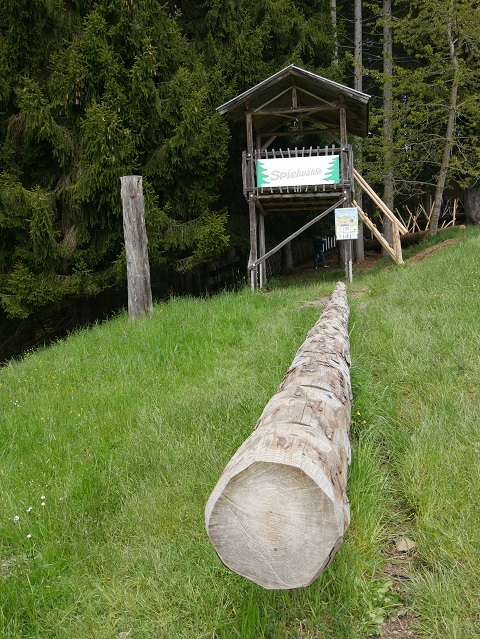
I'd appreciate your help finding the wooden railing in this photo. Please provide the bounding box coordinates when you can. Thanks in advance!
[353,169,408,265]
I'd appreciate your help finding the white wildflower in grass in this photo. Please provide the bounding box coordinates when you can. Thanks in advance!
[40,495,45,500]
[14,515,20,521]
[26,534,32,539]
[27,506,32,512]
[41,502,46,506]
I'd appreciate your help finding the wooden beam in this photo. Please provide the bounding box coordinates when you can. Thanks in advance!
[253,104,340,116]
[248,195,258,289]
[257,127,340,138]
[258,211,266,288]
[246,111,254,152]
[260,136,278,151]
[252,86,292,113]
[296,85,339,106]
[392,222,404,264]
[354,169,409,234]
[241,150,248,193]
[352,199,398,261]
[246,108,258,288]
[255,191,347,202]
[254,198,268,217]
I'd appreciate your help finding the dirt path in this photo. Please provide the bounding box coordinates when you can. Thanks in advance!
[404,238,459,263]
[296,238,460,280]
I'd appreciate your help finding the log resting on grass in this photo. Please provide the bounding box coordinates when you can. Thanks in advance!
[205,281,352,589]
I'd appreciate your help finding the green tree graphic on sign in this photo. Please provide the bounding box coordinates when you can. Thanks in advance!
[324,157,340,183]
[257,161,269,187]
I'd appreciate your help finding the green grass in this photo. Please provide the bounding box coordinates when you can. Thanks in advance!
[1,226,479,638]
[349,227,480,637]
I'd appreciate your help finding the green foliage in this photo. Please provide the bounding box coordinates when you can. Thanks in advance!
[362,0,480,201]
[0,173,27,236]
[0,1,233,319]
[0,0,353,323]
[0,0,343,321]
[15,78,74,168]
[4,0,479,324]
[26,187,58,268]
[0,262,62,319]
[173,0,336,92]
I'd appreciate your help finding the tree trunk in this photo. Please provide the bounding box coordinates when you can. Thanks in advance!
[205,282,352,590]
[331,0,338,66]
[464,187,480,225]
[429,1,459,237]
[120,176,153,320]
[354,0,365,263]
[383,0,394,251]
[281,241,294,275]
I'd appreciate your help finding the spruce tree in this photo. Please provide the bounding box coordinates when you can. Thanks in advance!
[0,1,230,320]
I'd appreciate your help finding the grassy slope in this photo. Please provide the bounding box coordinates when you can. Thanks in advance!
[349,228,480,638]
[1,226,479,638]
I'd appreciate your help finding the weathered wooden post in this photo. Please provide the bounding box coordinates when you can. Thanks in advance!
[120,175,153,319]
[205,282,352,589]
[346,239,353,282]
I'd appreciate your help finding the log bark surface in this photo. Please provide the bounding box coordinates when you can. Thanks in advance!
[120,176,153,319]
[205,282,352,589]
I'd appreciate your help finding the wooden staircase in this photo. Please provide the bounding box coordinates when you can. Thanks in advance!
[353,169,407,265]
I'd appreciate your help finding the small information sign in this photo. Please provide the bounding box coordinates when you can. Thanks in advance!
[335,207,359,240]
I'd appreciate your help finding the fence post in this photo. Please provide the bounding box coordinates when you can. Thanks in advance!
[392,221,404,265]
[120,175,153,320]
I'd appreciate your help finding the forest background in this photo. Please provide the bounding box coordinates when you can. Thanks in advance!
[1,0,480,358]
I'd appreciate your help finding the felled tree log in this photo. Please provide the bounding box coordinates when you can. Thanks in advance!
[205,282,352,589]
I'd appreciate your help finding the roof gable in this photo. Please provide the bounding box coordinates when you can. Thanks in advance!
[217,65,370,138]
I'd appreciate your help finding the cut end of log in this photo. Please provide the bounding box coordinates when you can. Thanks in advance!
[206,461,344,589]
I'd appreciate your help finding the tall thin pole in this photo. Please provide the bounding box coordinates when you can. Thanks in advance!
[339,98,352,282]
[354,0,365,263]
[383,0,394,248]
[331,0,339,66]
[246,111,258,290]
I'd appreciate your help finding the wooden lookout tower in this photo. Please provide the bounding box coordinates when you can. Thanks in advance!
[217,65,406,287]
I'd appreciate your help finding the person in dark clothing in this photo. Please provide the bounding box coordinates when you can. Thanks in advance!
[313,237,329,268]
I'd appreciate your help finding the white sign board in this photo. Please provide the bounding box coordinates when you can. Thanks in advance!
[335,207,359,240]
[257,155,340,188]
